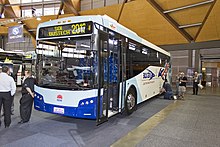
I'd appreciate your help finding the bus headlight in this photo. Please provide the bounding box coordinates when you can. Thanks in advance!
[35,93,44,101]
[78,98,96,107]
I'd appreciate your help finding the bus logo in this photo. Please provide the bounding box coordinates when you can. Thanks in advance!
[158,68,164,77]
[143,69,155,80]
[57,95,63,102]
[158,67,168,80]
[110,23,116,30]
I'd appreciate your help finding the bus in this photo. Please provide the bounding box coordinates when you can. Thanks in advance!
[22,51,36,77]
[34,15,171,124]
[0,49,23,86]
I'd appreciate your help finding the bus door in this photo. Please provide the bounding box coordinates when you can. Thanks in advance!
[97,30,109,125]
[108,34,121,114]
[119,38,127,112]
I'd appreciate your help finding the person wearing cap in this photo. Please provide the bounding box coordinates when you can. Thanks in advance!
[0,66,16,128]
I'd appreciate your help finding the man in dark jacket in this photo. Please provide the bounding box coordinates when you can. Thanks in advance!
[162,79,173,100]
[18,70,35,124]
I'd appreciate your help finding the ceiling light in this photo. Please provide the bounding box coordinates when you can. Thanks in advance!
[36,16,41,21]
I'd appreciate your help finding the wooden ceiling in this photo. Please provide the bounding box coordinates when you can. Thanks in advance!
[0,0,219,46]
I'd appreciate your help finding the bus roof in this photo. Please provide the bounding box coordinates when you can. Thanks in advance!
[0,49,24,55]
[37,15,170,56]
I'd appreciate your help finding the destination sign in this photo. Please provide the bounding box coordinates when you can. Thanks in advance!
[38,21,93,38]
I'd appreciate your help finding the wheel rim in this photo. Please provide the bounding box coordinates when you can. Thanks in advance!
[127,93,135,110]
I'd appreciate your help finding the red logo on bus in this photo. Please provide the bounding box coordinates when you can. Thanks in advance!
[57,95,62,102]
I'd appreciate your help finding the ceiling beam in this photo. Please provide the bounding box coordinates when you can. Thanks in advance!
[194,0,217,41]
[23,24,36,39]
[147,0,194,43]
[160,40,220,51]
[3,0,16,18]
[63,0,80,16]
[57,1,64,19]
[2,0,36,45]
[117,0,128,22]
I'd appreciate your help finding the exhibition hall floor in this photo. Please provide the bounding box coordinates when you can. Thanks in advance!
[1,87,219,147]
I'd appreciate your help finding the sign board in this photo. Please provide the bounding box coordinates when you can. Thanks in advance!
[8,25,24,43]
[39,21,93,39]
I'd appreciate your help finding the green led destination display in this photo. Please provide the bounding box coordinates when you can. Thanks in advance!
[39,21,93,38]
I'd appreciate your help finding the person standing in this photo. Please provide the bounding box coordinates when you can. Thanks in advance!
[175,72,181,95]
[18,70,35,124]
[179,72,187,100]
[193,71,200,95]
[0,66,16,128]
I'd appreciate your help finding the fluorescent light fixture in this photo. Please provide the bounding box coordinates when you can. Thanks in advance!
[36,16,41,21]
[81,44,90,48]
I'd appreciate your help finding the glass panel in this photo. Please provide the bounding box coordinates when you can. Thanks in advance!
[35,7,43,16]
[99,39,108,119]
[44,7,55,15]
[21,0,31,3]
[22,9,32,17]
[36,37,98,90]
[32,0,42,2]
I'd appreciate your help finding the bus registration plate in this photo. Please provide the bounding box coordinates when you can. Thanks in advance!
[53,107,64,114]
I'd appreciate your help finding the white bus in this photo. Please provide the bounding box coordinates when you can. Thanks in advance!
[34,15,171,124]
[0,50,23,86]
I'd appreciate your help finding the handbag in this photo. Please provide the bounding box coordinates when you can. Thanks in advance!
[198,83,203,89]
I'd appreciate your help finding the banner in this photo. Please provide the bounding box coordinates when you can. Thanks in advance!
[8,25,24,43]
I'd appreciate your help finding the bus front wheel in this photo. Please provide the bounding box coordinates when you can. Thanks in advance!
[125,88,136,115]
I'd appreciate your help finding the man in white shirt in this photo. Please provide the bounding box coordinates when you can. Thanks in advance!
[0,66,16,128]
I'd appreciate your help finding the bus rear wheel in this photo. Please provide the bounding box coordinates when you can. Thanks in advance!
[125,88,136,115]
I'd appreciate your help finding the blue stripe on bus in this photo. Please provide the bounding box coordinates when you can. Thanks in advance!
[34,92,97,119]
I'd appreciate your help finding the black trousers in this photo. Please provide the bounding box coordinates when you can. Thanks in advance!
[193,82,199,95]
[0,92,13,127]
[20,94,34,122]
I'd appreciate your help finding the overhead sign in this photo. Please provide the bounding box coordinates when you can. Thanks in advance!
[38,21,93,38]
[8,25,24,43]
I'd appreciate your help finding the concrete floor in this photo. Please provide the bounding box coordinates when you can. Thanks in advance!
[0,87,219,147]
[0,88,172,147]
[112,87,220,147]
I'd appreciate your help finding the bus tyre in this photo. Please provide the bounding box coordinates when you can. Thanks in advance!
[125,88,136,115]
